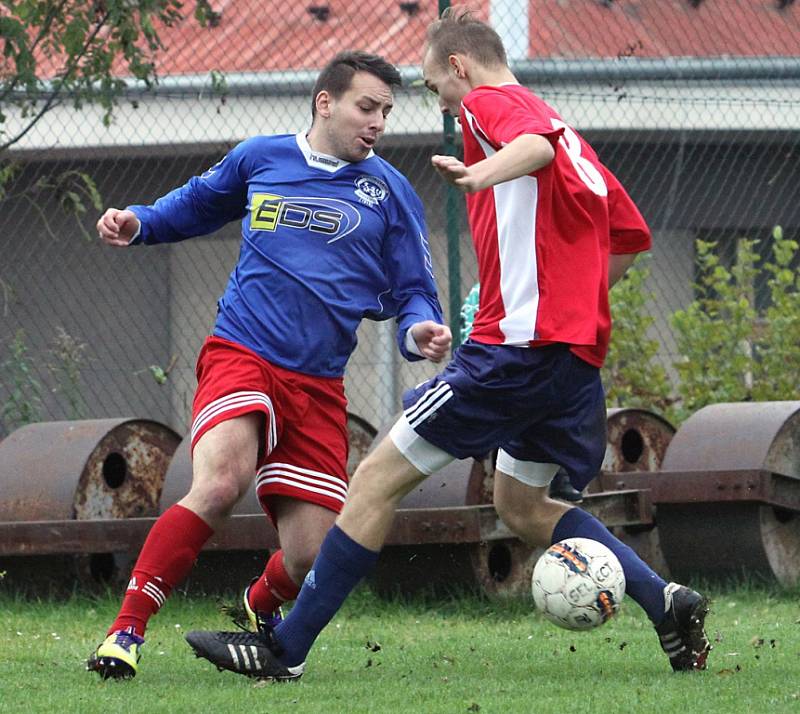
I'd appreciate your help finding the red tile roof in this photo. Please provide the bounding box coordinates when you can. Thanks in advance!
[147,0,799,75]
[19,0,800,79]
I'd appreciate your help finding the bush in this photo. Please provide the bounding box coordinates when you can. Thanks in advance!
[602,259,673,417]
[606,226,799,423]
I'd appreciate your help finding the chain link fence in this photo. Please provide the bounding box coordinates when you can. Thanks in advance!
[1,0,799,439]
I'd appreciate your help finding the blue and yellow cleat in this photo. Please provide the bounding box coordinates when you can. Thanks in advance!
[86,627,144,679]
[242,580,283,631]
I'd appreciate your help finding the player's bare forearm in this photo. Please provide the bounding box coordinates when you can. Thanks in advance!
[609,253,639,287]
[432,134,554,193]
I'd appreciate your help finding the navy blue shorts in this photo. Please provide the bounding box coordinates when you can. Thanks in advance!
[401,340,607,490]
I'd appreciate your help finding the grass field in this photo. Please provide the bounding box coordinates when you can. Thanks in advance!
[1,583,799,713]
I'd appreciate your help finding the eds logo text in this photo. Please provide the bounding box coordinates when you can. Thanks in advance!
[250,193,361,243]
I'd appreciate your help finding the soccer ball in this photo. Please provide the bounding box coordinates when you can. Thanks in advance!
[531,537,626,631]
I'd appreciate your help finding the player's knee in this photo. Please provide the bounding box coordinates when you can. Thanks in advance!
[495,495,530,534]
[496,492,553,546]
[281,546,317,585]
[189,469,246,515]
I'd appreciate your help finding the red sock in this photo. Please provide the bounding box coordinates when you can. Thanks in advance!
[247,550,301,614]
[109,504,213,638]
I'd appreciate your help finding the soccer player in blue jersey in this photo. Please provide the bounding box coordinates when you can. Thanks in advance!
[185,11,710,680]
[87,51,451,680]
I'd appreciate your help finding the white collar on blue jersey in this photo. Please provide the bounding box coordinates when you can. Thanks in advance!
[295,132,374,172]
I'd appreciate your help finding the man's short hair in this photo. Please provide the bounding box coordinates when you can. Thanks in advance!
[311,51,402,118]
[425,8,507,69]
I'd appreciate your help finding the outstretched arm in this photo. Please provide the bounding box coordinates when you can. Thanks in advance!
[431,133,555,193]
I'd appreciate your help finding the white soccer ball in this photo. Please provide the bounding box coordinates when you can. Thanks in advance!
[531,537,626,631]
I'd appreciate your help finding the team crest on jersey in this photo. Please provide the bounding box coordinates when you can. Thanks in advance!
[354,175,389,206]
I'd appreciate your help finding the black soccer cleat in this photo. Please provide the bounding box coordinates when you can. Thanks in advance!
[655,582,711,672]
[185,625,304,681]
[548,468,584,503]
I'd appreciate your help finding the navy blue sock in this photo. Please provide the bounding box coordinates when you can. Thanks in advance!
[273,525,380,666]
[552,508,667,624]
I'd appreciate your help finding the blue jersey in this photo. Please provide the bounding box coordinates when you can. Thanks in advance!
[129,133,444,377]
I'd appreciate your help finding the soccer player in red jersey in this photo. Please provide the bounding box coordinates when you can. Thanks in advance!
[186,11,710,678]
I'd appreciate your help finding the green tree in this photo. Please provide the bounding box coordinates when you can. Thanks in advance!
[0,0,187,230]
[1,0,184,147]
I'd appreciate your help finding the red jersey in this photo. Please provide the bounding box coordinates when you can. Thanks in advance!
[459,84,651,366]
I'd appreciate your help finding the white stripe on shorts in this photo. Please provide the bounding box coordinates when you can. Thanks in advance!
[256,463,347,503]
[404,381,453,428]
[256,464,347,500]
[255,477,347,504]
[191,391,277,453]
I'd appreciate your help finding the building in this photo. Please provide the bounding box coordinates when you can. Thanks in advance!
[1,0,798,435]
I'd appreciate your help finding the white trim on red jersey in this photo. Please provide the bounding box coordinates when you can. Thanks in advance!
[462,106,540,345]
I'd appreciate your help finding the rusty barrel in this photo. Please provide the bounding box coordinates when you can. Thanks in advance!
[601,407,676,476]
[592,408,676,577]
[158,412,377,593]
[0,419,180,589]
[656,401,800,586]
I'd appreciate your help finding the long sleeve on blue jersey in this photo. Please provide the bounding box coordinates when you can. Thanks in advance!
[128,141,251,245]
[383,189,444,361]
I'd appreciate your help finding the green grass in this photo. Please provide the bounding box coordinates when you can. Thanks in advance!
[1,585,799,713]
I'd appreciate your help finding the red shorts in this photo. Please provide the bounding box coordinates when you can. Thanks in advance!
[191,336,349,520]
